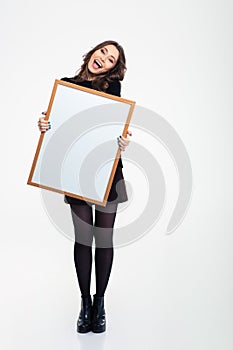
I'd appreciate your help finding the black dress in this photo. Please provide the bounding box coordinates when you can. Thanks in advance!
[61,77,128,205]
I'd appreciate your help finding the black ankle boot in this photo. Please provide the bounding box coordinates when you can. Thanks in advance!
[92,294,106,333]
[77,295,92,333]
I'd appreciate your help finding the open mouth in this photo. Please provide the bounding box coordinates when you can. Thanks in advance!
[93,59,102,68]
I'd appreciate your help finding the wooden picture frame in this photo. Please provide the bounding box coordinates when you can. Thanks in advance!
[27,79,135,206]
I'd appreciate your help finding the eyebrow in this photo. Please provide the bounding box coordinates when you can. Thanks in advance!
[103,47,116,61]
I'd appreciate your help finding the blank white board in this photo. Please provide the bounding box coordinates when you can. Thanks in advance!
[27,79,135,206]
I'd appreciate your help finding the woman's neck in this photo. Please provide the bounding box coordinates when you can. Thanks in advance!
[85,69,96,81]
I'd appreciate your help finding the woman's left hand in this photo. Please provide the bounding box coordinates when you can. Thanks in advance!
[117,130,132,152]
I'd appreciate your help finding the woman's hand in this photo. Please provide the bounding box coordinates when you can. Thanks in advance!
[117,130,132,152]
[38,111,50,132]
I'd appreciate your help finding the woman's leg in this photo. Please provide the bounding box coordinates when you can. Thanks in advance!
[70,203,94,298]
[94,203,118,297]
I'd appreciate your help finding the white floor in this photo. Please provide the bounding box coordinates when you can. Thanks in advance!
[1,205,233,350]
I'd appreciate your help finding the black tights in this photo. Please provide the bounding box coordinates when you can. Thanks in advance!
[70,202,118,298]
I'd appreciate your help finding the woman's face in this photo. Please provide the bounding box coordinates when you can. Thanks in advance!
[87,44,119,75]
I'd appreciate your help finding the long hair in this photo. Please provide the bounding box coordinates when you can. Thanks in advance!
[72,40,127,91]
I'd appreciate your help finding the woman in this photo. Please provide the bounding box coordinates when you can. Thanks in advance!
[38,40,132,333]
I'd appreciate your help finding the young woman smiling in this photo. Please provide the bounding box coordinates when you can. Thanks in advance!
[38,40,132,334]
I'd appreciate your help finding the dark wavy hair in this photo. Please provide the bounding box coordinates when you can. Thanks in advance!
[72,40,127,91]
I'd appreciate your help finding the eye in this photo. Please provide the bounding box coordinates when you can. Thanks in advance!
[101,48,105,54]
[109,59,114,64]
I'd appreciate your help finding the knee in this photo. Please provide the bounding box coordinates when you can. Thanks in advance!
[74,224,94,246]
[94,226,114,248]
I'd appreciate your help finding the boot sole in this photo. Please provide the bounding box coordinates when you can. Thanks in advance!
[77,325,92,333]
[92,326,106,333]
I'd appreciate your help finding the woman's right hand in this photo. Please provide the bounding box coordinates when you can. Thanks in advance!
[38,111,50,132]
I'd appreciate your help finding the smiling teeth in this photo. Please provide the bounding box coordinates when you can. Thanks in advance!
[95,60,102,68]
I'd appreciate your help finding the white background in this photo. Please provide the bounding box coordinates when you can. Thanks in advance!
[1,1,233,349]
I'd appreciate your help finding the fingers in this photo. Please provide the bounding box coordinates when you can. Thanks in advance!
[119,137,129,147]
[38,118,50,132]
[117,131,132,151]
[38,112,50,132]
